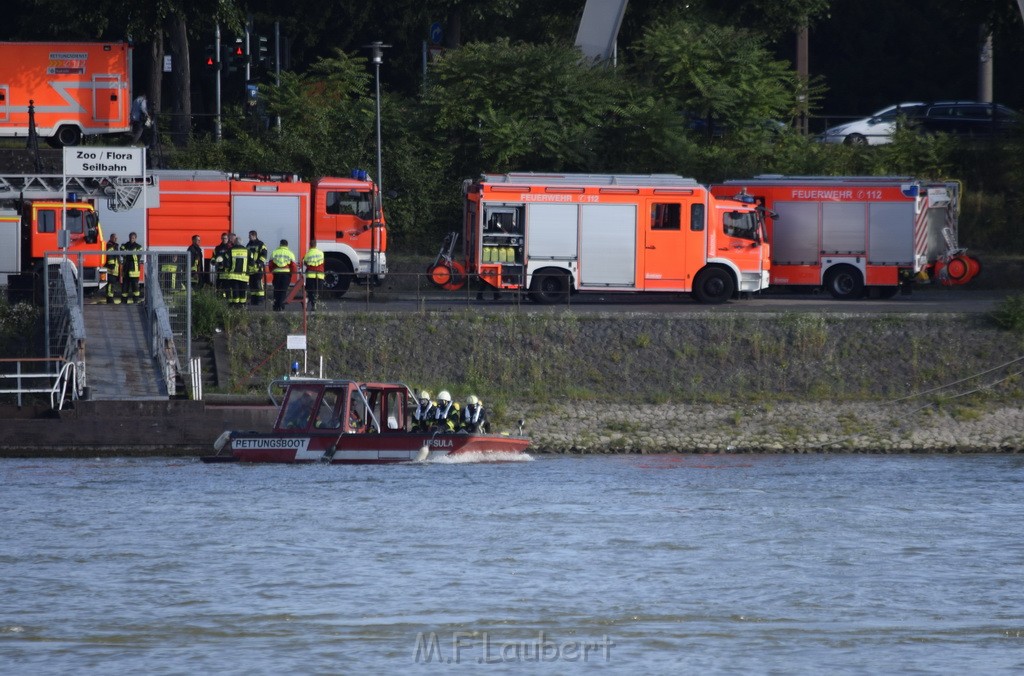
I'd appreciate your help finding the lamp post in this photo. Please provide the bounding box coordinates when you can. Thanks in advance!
[364,41,390,281]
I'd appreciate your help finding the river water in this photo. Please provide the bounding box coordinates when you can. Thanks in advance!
[3,454,1023,674]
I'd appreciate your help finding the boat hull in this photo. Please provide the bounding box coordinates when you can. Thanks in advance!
[203,431,530,464]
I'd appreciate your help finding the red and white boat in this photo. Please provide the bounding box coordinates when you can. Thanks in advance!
[201,378,530,464]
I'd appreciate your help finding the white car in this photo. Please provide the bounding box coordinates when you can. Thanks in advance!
[818,103,924,145]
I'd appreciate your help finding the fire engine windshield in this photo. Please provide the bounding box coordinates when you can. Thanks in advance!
[723,211,760,241]
[326,191,373,220]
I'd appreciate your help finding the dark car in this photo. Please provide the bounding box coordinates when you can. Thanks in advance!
[907,101,1021,138]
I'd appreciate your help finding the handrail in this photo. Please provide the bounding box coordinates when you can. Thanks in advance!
[145,260,181,396]
[0,357,73,409]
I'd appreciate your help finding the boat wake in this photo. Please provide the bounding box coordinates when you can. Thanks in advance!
[427,451,534,464]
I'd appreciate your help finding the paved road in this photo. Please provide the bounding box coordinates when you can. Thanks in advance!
[275,286,1010,315]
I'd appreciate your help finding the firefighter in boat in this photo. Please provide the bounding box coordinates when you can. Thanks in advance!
[432,390,461,433]
[461,395,490,434]
[412,390,435,432]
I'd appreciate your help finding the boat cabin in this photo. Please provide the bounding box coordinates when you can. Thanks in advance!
[273,379,412,434]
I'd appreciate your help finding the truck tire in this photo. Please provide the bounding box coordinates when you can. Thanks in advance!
[48,125,83,148]
[322,257,353,297]
[529,271,570,304]
[691,267,735,304]
[825,265,865,300]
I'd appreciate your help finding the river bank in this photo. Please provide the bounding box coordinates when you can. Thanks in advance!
[1,398,1022,457]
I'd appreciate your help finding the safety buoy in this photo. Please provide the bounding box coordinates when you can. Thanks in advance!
[427,261,466,291]
[937,254,981,286]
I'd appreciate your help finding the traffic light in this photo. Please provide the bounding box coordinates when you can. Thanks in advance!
[203,44,217,74]
[256,35,269,68]
[226,38,244,73]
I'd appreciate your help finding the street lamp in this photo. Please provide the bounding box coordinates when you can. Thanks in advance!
[364,41,390,281]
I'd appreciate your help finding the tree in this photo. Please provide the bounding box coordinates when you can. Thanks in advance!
[636,16,798,139]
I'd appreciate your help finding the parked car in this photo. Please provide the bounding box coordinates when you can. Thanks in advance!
[905,101,1021,138]
[817,103,924,146]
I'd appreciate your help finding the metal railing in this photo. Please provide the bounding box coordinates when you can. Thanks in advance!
[0,357,77,409]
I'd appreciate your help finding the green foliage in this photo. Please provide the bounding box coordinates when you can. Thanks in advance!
[0,298,42,357]
[991,294,1024,332]
[190,288,228,339]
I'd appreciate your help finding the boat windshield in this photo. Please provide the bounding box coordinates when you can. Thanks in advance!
[280,386,320,430]
[314,389,343,429]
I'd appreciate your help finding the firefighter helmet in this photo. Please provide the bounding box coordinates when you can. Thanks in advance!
[466,395,480,406]
[437,390,451,404]
[419,390,430,402]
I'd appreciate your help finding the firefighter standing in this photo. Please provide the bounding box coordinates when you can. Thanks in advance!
[104,233,120,304]
[302,239,325,313]
[227,234,250,305]
[269,239,297,311]
[247,230,268,305]
[187,235,206,289]
[213,232,232,298]
[432,390,461,433]
[120,231,143,304]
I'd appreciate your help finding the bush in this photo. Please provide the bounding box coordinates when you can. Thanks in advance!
[191,288,228,339]
[991,294,1024,332]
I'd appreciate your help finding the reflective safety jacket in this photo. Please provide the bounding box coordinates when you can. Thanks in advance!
[433,401,461,432]
[247,238,268,274]
[105,240,120,276]
[303,247,325,280]
[227,245,249,281]
[462,404,490,434]
[121,241,142,278]
[270,245,297,274]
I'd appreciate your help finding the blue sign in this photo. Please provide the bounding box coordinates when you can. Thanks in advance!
[429,21,444,45]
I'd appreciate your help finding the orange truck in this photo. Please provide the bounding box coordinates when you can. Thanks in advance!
[710,176,980,299]
[0,175,107,295]
[96,169,388,295]
[430,172,770,304]
[0,41,132,147]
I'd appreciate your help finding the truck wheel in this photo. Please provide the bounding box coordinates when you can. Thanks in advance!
[322,257,353,297]
[529,271,569,304]
[825,265,865,300]
[48,125,83,148]
[844,133,868,146]
[692,267,735,304]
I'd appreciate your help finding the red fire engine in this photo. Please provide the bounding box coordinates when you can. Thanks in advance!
[431,173,771,304]
[711,176,980,299]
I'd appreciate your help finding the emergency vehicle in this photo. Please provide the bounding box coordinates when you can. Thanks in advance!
[710,176,980,299]
[430,173,770,304]
[0,174,108,296]
[0,42,132,147]
[96,169,387,296]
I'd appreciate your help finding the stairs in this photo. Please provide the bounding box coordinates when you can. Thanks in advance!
[190,338,218,391]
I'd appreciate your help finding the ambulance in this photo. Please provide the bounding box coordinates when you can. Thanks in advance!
[0,41,132,147]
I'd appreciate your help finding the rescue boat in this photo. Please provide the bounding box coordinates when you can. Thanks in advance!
[201,378,529,464]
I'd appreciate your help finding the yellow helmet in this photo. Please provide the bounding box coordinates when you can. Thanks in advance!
[437,390,451,404]
[466,395,480,406]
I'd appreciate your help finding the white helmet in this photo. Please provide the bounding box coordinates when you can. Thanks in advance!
[418,390,431,402]
[437,390,451,404]
[466,395,480,406]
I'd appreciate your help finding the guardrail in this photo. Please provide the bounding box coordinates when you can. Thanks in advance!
[0,357,77,409]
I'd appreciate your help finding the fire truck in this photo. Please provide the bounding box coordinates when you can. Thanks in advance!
[1,168,387,300]
[95,169,388,296]
[0,174,109,297]
[0,41,132,147]
[430,173,770,304]
[710,176,980,299]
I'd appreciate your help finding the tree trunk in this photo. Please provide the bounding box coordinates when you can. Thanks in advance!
[147,34,164,120]
[166,15,192,147]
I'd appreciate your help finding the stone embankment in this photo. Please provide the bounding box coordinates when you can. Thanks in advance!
[521,402,1024,454]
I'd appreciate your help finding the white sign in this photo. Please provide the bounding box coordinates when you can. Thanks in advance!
[163,55,172,72]
[63,146,144,177]
[287,334,307,350]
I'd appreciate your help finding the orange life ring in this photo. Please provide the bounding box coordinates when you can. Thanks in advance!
[428,261,466,291]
